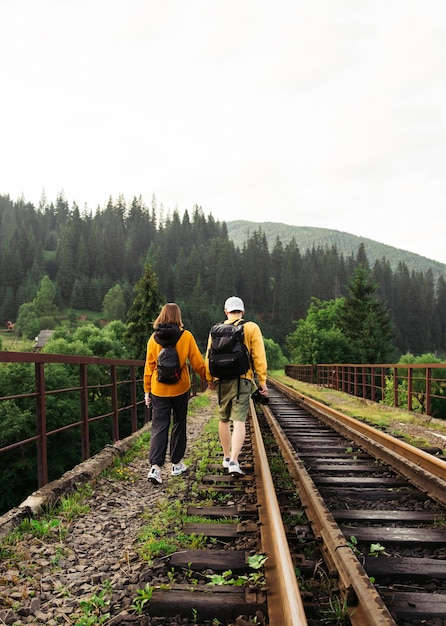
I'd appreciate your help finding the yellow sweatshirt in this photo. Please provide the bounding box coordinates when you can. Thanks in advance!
[144,328,208,397]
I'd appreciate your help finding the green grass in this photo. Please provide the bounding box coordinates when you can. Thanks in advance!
[0,333,34,351]
[104,431,151,482]
[0,308,106,353]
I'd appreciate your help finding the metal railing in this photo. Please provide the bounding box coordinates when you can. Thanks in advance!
[0,351,204,488]
[284,363,446,419]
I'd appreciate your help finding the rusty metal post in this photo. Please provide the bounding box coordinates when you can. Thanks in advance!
[110,365,119,442]
[79,363,90,461]
[130,365,138,432]
[35,362,48,487]
[407,366,413,412]
[426,366,432,416]
[393,367,398,408]
[371,366,376,402]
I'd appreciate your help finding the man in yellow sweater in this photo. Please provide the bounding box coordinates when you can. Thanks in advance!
[205,296,268,475]
[144,303,211,484]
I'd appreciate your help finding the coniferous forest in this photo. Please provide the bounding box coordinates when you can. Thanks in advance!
[1,192,446,359]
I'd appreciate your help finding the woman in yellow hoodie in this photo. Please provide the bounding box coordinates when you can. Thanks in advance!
[144,303,210,484]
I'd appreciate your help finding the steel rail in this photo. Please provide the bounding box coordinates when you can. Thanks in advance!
[249,399,308,626]
[262,388,397,625]
[271,377,446,506]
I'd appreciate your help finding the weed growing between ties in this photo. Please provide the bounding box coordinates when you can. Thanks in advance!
[131,402,270,625]
[135,410,253,564]
[137,497,211,563]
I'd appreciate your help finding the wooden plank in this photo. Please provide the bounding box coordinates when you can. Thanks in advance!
[315,476,407,486]
[187,504,258,518]
[308,464,388,472]
[289,436,342,442]
[183,521,258,537]
[169,549,249,572]
[332,509,439,523]
[365,556,446,579]
[320,487,417,501]
[301,451,369,458]
[380,591,446,618]
[197,484,246,493]
[187,505,238,517]
[300,454,372,460]
[148,584,267,620]
[296,443,346,450]
[339,525,446,544]
[201,475,254,486]
[208,463,254,471]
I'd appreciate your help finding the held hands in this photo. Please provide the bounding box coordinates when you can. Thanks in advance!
[259,384,268,397]
[251,384,269,405]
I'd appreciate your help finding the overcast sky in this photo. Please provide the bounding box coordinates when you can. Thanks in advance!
[2,1,446,263]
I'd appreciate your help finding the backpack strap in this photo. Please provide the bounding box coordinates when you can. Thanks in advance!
[232,319,244,401]
[220,318,248,403]
[233,319,254,377]
[231,318,244,327]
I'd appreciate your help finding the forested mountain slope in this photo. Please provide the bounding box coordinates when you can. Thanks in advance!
[1,194,446,357]
[226,221,446,283]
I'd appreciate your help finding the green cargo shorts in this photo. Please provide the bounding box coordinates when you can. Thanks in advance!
[217,378,251,423]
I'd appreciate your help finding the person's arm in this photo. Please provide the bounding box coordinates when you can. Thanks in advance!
[202,334,216,388]
[187,332,211,382]
[248,323,268,395]
[143,336,156,402]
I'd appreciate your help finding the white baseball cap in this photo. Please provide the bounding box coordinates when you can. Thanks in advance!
[224,296,245,312]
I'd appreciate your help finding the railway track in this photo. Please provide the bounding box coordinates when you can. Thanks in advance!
[2,379,445,625]
[146,378,446,625]
[146,394,306,625]
[264,378,446,626]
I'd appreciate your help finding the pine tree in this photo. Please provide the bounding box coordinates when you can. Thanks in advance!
[103,284,127,322]
[205,237,238,303]
[124,262,164,359]
[338,265,395,363]
[33,275,58,318]
[270,237,284,321]
[241,229,270,311]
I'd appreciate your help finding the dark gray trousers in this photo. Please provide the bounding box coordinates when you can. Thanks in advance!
[149,391,189,467]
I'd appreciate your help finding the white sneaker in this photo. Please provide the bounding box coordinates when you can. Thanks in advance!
[148,466,162,484]
[228,461,244,475]
[222,457,230,468]
[171,461,187,476]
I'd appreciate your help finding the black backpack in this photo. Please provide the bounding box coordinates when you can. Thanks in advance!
[208,320,251,379]
[156,332,183,384]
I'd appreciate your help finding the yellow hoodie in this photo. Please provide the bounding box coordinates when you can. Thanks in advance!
[144,328,208,397]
